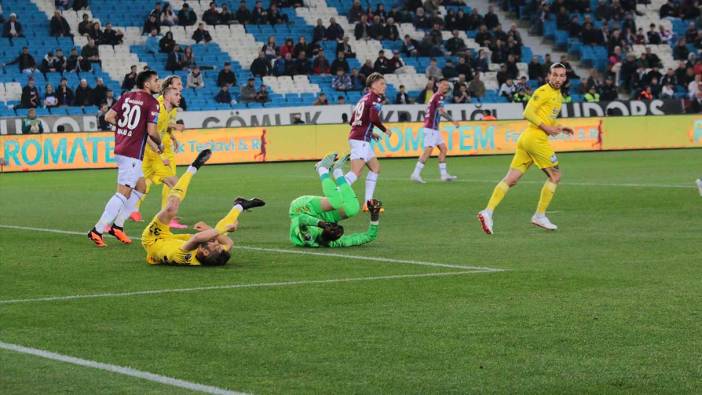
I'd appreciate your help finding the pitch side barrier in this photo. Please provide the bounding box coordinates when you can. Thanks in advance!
[1,115,701,172]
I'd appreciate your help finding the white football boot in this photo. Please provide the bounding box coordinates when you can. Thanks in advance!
[696,179,702,196]
[441,174,458,182]
[477,210,494,235]
[411,174,427,184]
[531,214,558,231]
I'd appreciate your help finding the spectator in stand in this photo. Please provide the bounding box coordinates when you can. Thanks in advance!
[475,25,492,48]
[687,91,702,113]
[374,50,392,74]
[331,51,350,75]
[499,79,516,101]
[160,31,176,53]
[348,0,364,23]
[313,93,329,105]
[262,36,278,60]
[40,51,60,74]
[78,13,92,36]
[21,78,40,108]
[661,82,675,99]
[395,84,411,104]
[688,75,702,99]
[102,89,116,107]
[425,58,442,79]
[455,56,472,80]
[312,18,326,42]
[401,34,419,57]
[584,86,600,102]
[22,108,44,134]
[453,84,471,103]
[217,62,237,88]
[659,0,677,18]
[250,51,271,77]
[446,30,467,56]
[337,95,346,104]
[74,79,93,107]
[647,23,661,45]
[350,68,363,90]
[484,6,499,30]
[326,17,344,41]
[294,51,311,74]
[57,78,74,105]
[187,66,205,89]
[149,3,163,19]
[293,36,310,58]
[600,76,618,101]
[279,38,294,59]
[359,59,374,80]
[385,18,400,41]
[81,38,100,66]
[280,53,296,76]
[505,54,519,79]
[491,40,508,64]
[178,3,197,26]
[161,4,178,26]
[3,13,23,38]
[312,52,331,74]
[102,23,124,45]
[181,46,195,69]
[336,36,355,58]
[44,84,59,108]
[465,8,483,30]
[50,11,71,37]
[240,78,257,103]
[252,1,268,24]
[236,1,251,24]
[166,45,183,71]
[473,49,489,73]
[513,86,531,103]
[92,78,107,106]
[414,8,431,29]
[215,85,233,104]
[88,21,103,43]
[98,104,111,131]
[354,15,370,40]
[6,47,36,74]
[468,72,486,100]
[643,47,662,68]
[268,4,289,25]
[143,14,160,35]
[203,2,221,25]
[417,80,436,104]
[255,84,268,103]
[528,56,543,82]
[639,85,654,101]
[120,65,137,92]
[332,69,352,91]
[368,15,384,40]
[387,50,404,73]
[192,23,213,44]
[145,29,160,55]
[442,59,458,80]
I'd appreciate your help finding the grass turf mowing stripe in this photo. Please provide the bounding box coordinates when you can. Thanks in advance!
[0,271,487,305]
[0,341,245,395]
[0,224,505,272]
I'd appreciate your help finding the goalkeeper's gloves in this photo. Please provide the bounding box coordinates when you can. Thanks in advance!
[366,199,382,222]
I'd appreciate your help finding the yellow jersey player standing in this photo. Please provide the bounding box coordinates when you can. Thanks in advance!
[477,63,574,234]
[132,76,187,228]
[141,148,266,266]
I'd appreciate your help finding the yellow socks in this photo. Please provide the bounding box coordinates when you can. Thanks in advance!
[536,181,558,215]
[215,206,242,234]
[486,181,510,211]
[161,184,171,210]
[169,171,193,202]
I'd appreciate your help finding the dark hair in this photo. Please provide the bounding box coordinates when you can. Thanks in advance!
[197,249,231,266]
[438,78,449,83]
[366,72,384,87]
[136,70,158,89]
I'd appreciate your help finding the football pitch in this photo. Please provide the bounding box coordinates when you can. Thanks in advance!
[1,149,700,393]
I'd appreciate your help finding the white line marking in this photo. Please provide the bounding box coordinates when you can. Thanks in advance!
[0,224,504,272]
[0,341,244,395]
[287,175,694,189]
[0,271,487,305]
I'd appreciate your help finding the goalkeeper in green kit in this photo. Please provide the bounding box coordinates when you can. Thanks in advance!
[289,152,382,248]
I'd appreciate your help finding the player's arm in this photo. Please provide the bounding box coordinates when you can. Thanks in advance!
[104,109,118,125]
[146,121,163,150]
[370,103,392,137]
[328,223,378,248]
[440,107,460,127]
[522,92,559,135]
[194,221,234,250]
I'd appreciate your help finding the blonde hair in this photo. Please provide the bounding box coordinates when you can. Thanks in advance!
[160,75,181,95]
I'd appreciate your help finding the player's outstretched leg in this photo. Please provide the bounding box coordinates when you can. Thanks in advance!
[332,155,360,218]
[531,172,559,231]
[215,197,266,233]
[169,149,212,203]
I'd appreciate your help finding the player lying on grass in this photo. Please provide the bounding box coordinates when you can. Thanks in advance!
[289,152,382,248]
[141,149,265,266]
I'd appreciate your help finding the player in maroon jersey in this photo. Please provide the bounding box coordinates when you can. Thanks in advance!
[410,78,460,183]
[88,70,163,247]
[344,72,392,210]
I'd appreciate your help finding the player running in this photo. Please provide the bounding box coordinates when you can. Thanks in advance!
[477,63,574,234]
[289,152,382,248]
[410,78,460,183]
[142,149,265,266]
[131,75,186,228]
[345,72,392,211]
[88,70,163,247]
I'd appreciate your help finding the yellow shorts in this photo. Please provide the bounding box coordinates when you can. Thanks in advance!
[142,154,176,185]
[141,216,193,265]
[510,131,559,173]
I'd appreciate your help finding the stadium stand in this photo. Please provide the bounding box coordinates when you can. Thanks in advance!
[0,0,700,116]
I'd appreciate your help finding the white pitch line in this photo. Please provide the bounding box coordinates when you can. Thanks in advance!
[0,224,504,272]
[0,271,486,305]
[0,341,244,395]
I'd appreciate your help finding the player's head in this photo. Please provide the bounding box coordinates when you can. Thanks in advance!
[547,63,567,89]
[163,86,181,107]
[137,70,160,94]
[318,223,344,245]
[160,75,183,94]
[366,72,386,95]
[196,240,231,266]
[438,78,450,93]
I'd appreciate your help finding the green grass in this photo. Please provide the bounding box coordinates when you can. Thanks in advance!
[1,149,701,394]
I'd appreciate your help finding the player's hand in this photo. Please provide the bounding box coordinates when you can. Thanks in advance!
[385,129,393,137]
[193,221,211,231]
[371,133,380,141]
[157,143,164,154]
[561,126,575,135]
[367,199,383,221]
